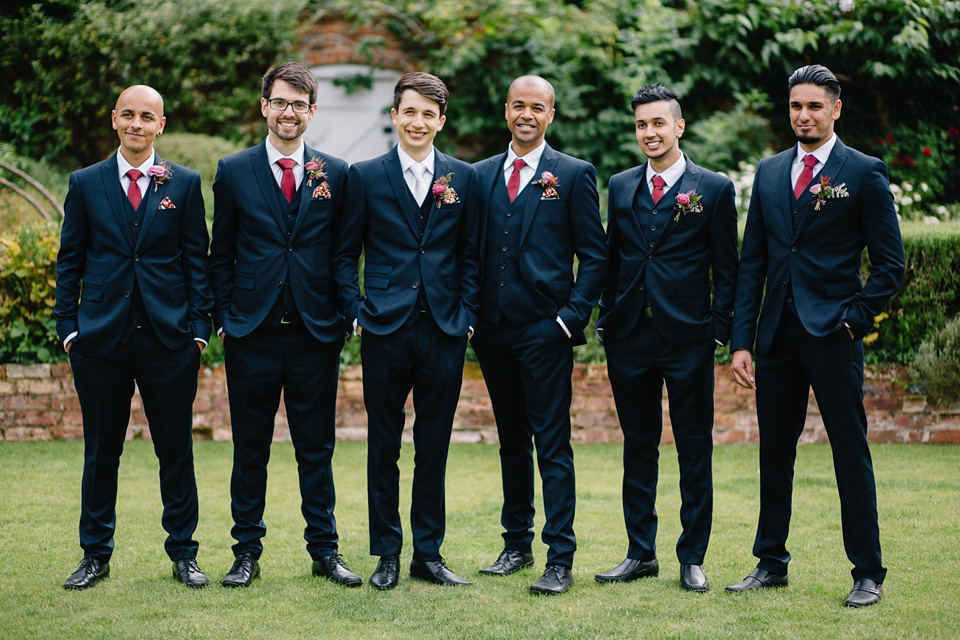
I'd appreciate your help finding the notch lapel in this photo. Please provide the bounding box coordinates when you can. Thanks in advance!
[421,152,450,240]
[289,145,320,240]
[135,155,168,250]
[793,140,849,241]
[650,161,704,251]
[773,152,795,236]
[99,155,133,249]
[382,147,421,239]
[250,142,288,235]
[519,145,558,246]
[621,164,650,248]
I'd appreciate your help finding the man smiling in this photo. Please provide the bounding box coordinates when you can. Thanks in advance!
[334,71,480,590]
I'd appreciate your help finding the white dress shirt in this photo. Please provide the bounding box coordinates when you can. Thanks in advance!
[791,133,837,190]
[645,152,687,194]
[117,148,155,206]
[397,145,436,204]
[265,138,305,189]
[503,139,547,197]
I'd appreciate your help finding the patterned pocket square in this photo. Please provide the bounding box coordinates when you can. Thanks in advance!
[158,197,176,209]
[540,187,560,200]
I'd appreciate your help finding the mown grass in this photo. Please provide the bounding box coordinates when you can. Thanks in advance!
[0,441,957,639]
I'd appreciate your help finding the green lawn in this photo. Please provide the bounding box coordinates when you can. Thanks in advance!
[0,441,957,639]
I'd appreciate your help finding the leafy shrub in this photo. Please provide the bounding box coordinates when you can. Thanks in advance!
[0,221,62,363]
[911,313,960,404]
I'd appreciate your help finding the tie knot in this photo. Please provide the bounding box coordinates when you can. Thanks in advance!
[513,158,526,172]
[411,162,427,180]
[803,154,818,168]
[652,175,666,189]
[126,169,142,182]
[277,158,296,171]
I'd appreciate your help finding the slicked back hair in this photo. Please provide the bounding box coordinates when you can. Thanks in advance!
[262,62,318,104]
[631,83,682,121]
[393,72,449,116]
[788,64,841,102]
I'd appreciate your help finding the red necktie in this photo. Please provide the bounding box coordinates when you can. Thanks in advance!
[794,154,818,199]
[651,175,666,204]
[507,158,526,202]
[126,169,143,209]
[277,158,296,202]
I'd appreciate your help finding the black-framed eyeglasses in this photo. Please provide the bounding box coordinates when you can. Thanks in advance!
[267,98,312,114]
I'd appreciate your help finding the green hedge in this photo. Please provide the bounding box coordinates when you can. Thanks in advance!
[4,220,960,366]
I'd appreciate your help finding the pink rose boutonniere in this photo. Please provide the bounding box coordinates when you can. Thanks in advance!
[673,190,703,221]
[305,156,331,199]
[147,161,173,192]
[809,175,849,211]
[532,171,560,200]
[432,172,459,208]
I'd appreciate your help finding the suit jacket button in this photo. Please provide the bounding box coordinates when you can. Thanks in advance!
[500,281,505,287]
[133,220,140,226]
[506,212,512,217]
[412,282,419,289]
[124,291,131,298]
[648,242,654,248]
[502,246,508,252]
[278,281,283,287]
[133,255,139,261]
[288,245,293,251]
[791,245,797,252]
[639,284,645,290]
[420,249,425,254]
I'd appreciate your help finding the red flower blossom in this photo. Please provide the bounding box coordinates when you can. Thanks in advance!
[948,126,960,136]
[922,147,932,156]
[886,133,895,144]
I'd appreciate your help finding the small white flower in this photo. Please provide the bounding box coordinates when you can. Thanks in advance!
[923,216,940,224]
[902,197,913,206]
[903,182,914,192]
[921,183,930,192]
[936,205,948,215]
[839,0,854,11]
[890,184,902,196]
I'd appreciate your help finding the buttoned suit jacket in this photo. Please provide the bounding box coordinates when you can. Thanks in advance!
[473,144,607,344]
[55,153,213,357]
[333,146,481,337]
[597,157,739,344]
[731,139,905,354]
[209,141,348,343]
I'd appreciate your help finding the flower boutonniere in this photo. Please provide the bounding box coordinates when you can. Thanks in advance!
[810,175,849,211]
[147,161,173,193]
[432,172,459,208]
[305,157,331,199]
[673,190,703,221]
[532,171,560,200]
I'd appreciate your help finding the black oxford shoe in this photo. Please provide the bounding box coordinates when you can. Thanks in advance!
[725,567,788,592]
[595,557,659,583]
[312,554,362,587]
[221,553,260,588]
[680,564,709,592]
[370,554,400,590]
[63,557,109,590]
[530,564,573,595]
[173,558,209,588]
[479,549,535,576]
[410,558,471,586]
[844,578,882,607]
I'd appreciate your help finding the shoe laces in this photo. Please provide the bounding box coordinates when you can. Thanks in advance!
[78,557,100,574]
[230,554,253,572]
[179,558,201,573]
[544,564,565,580]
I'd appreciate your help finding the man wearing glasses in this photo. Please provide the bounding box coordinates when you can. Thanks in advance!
[209,62,360,588]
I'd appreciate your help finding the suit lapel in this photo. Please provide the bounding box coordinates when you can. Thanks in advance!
[99,155,133,249]
[250,141,288,235]
[650,160,704,250]
[793,139,849,240]
[382,147,420,238]
[519,145,558,246]
[773,151,795,236]
[135,155,167,250]
[289,145,319,239]
[480,152,508,258]
[622,164,650,247]
[421,152,448,241]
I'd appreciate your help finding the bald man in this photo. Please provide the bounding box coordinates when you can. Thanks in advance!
[472,75,607,594]
[56,85,214,589]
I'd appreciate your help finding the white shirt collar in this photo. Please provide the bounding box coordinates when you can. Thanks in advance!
[116,148,155,181]
[505,139,547,174]
[645,152,687,189]
[794,133,838,168]
[397,145,435,177]
[265,137,304,166]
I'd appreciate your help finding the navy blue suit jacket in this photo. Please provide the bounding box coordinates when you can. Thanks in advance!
[209,141,348,343]
[333,146,481,336]
[731,139,905,354]
[598,157,739,344]
[474,144,607,344]
[55,153,213,357]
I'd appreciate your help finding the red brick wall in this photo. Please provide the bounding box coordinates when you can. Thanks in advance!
[1,362,958,444]
[299,18,413,70]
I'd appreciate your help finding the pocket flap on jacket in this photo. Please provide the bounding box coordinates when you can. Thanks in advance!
[364,276,389,289]
[81,287,102,302]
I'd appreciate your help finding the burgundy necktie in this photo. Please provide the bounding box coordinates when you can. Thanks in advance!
[507,158,526,202]
[277,158,296,202]
[126,169,143,209]
[794,154,818,199]
[651,175,666,204]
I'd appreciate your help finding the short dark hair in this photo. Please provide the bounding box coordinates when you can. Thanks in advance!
[631,84,682,121]
[788,64,841,102]
[393,72,449,116]
[262,62,317,104]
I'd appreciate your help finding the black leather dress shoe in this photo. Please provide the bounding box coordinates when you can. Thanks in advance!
[479,549,535,576]
[173,558,209,588]
[680,564,709,592]
[221,553,260,587]
[530,564,573,595]
[595,558,659,583]
[844,578,882,607]
[63,557,109,590]
[725,567,788,592]
[410,558,471,586]
[312,554,361,587]
[370,554,400,590]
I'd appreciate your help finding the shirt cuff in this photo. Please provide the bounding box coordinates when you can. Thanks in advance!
[63,331,78,350]
[195,337,208,347]
[715,339,723,347]
[556,316,572,338]
[353,318,360,336]
[217,326,224,338]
